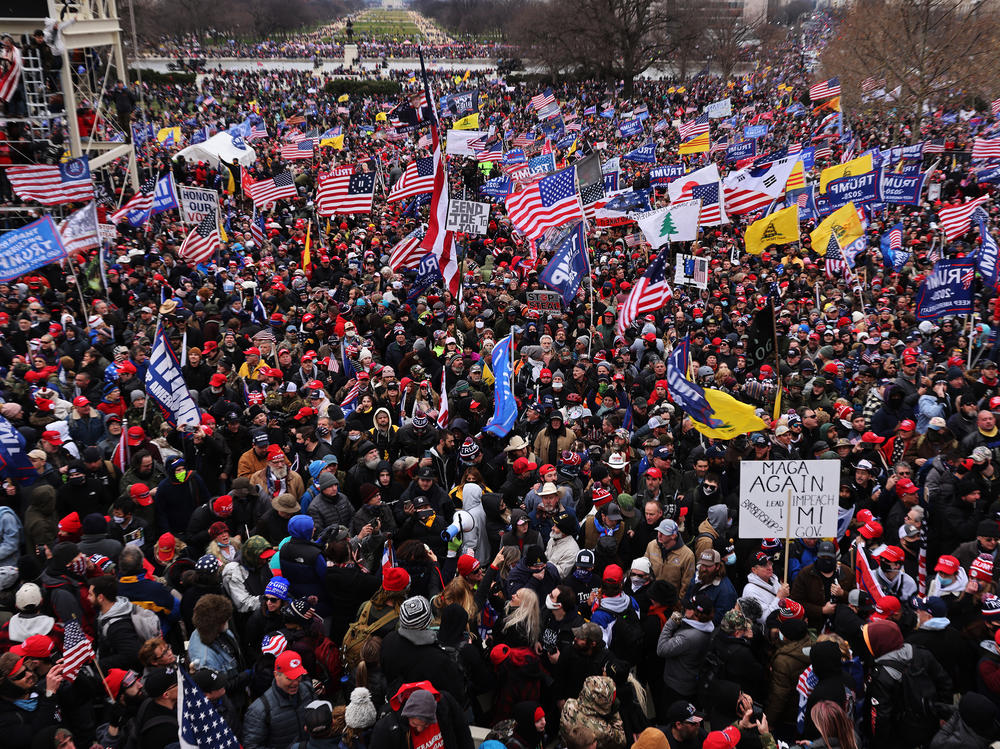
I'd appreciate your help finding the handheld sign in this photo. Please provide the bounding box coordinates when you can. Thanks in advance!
[738,460,840,539]
[525,290,563,311]
[445,200,490,235]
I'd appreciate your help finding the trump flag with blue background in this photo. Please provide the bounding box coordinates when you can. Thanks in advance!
[539,222,587,304]
[485,335,518,437]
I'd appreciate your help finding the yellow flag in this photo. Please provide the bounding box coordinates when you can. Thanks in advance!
[677,87,686,93]
[667,87,676,94]
[744,205,800,255]
[482,360,495,386]
[567,138,578,155]
[678,131,710,154]
[248,100,259,113]
[156,126,181,146]
[463,69,471,82]
[303,223,311,271]
[812,96,841,116]
[811,202,864,256]
[772,383,782,422]
[785,161,806,191]
[819,155,873,192]
[375,112,387,123]
[453,113,479,130]
[219,218,228,243]
[453,75,462,85]
[223,168,235,195]
[337,94,350,103]
[690,388,769,440]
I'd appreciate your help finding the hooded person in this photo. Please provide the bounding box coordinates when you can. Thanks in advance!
[694,504,729,559]
[38,542,88,627]
[508,701,547,749]
[23,484,58,550]
[864,619,952,748]
[802,639,856,737]
[458,483,489,565]
[379,596,465,699]
[279,516,328,609]
[767,609,815,730]
[930,691,998,749]
[154,456,210,536]
[368,682,473,749]
[558,675,627,749]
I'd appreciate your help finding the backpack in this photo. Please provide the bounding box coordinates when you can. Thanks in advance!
[696,629,724,706]
[313,635,342,682]
[341,601,398,671]
[607,605,643,664]
[130,604,162,642]
[874,651,939,743]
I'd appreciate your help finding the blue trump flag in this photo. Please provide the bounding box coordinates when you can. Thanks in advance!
[882,171,925,205]
[916,258,976,320]
[152,173,179,215]
[485,335,518,438]
[879,223,910,273]
[623,141,656,164]
[407,252,441,304]
[726,140,757,162]
[649,164,685,186]
[974,208,1000,291]
[539,222,588,304]
[618,118,643,137]
[666,337,725,430]
[145,328,202,428]
[0,414,34,486]
[0,216,67,282]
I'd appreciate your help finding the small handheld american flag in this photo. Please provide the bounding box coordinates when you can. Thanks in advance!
[60,618,95,683]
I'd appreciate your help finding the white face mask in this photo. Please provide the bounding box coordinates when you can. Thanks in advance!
[553,382,563,390]
[113,515,126,525]
[551,529,564,540]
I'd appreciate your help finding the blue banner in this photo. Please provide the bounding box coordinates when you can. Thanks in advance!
[604,189,652,213]
[618,118,643,137]
[145,328,202,428]
[484,335,518,438]
[879,223,910,273]
[603,173,619,193]
[726,140,757,162]
[744,125,768,139]
[528,154,556,175]
[975,209,1000,291]
[623,141,656,164]
[407,252,441,304]
[480,176,512,198]
[649,164,686,186]
[916,258,976,320]
[881,171,925,205]
[0,216,67,282]
[439,90,478,118]
[152,174,179,215]
[824,170,881,211]
[0,414,34,485]
[539,222,587,304]
[667,337,724,429]
[978,165,1000,184]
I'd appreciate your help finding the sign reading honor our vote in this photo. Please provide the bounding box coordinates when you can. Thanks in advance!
[179,186,220,225]
[444,200,490,235]
[739,460,840,538]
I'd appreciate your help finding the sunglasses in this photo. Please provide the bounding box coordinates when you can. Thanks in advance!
[264,596,282,603]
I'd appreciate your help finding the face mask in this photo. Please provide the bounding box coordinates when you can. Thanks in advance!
[703,485,717,495]
[69,556,87,576]
[174,469,187,482]
[113,515,126,525]
[13,697,37,711]
[317,426,330,437]
[631,577,648,591]
[815,557,836,574]
[475,321,484,329]
[545,596,561,610]
[551,529,563,540]
[553,382,563,390]
[725,553,737,565]
[777,631,785,642]
[938,575,954,587]
[572,569,591,580]
[364,456,379,469]
[349,433,361,441]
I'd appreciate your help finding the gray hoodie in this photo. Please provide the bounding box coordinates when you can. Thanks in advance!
[460,483,490,564]
[707,504,729,534]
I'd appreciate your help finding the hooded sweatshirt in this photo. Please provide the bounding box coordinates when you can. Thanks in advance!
[460,483,489,564]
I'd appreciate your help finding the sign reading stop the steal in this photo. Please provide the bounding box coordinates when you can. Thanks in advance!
[738,460,840,539]
[445,199,490,235]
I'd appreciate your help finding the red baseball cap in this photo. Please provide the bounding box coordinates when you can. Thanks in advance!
[41,430,62,445]
[11,634,55,659]
[244,346,261,356]
[645,467,662,480]
[895,477,917,495]
[872,595,901,620]
[210,373,227,387]
[72,396,90,408]
[129,483,153,507]
[898,419,915,432]
[859,521,883,540]
[703,726,741,749]
[935,555,960,575]
[126,426,145,446]
[878,545,905,563]
[457,554,481,577]
[602,564,624,584]
[155,533,176,563]
[275,651,308,679]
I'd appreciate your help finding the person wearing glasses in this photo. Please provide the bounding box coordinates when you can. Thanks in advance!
[0,650,64,749]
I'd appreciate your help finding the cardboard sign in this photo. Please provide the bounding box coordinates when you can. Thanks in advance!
[99,224,118,241]
[444,199,490,235]
[178,185,219,225]
[673,253,709,289]
[738,460,840,539]
[525,289,563,311]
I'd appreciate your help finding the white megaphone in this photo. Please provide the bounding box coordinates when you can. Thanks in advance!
[442,509,475,542]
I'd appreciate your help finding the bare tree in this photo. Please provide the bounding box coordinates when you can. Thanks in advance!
[822,0,1000,135]
[703,18,753,79]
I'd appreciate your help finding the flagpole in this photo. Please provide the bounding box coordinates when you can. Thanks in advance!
[66,259,91,331]
[142,311,165,421]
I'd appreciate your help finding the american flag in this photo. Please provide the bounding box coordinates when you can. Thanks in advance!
[437,368,449,428]
[862,77,885,94]
[60,618,95,683]
[58,202,101,255]
[887,225,903,251]
[248,170,297,205]
[249,122,268,140]
[993,98,1000,116]
[178,667,241,749]
[110,178,155,225]
[505,167,584,240]
[512,132,536,148]
[281,139,314,160]
[6,158,95,206]
[418,110,461,299]
[972,138,1000,160]
[284,128,304,142]
[824,234,849,280]
[531,88,556,111]
[814,144,833,160]
[388,224,427,271]
[924,138,945,154]
[261,633,287,656]
[0,45,23,103]
[616,245,674,334]
[475,139,504,162]
[678,113,710,140]
[250,207,267,248]
[388,157,435,202]
[927,239,943,264]
[809,77,841,101]
[178,214,221,264]
[317,171,376,215]
[938,195,990,240]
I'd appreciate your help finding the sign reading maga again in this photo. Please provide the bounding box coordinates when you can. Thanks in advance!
[738,460,840,539]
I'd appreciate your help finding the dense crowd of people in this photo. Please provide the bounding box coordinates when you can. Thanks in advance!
[0,8,1000,749]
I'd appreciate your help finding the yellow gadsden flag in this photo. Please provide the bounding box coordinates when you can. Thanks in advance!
[678,131,710,154]
[744,205,800,255]
[693,388,769,440]
[810,202,864,256]
[375,112,387,123]
[337,94,350,103]
[453,113,480,130]
[819,154,873,192]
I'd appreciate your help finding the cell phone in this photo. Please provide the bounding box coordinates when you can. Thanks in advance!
[751,703,764,724]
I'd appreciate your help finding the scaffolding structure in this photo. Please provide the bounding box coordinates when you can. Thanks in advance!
[1,0,138,191]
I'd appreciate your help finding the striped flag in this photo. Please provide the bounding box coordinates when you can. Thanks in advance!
[824,234,850,280]
[60,618,95,683]
[993,98,1000,116]
[0,45,22,103]
[109,178,155,225]
[388,157,435,202]
[317,170,376,215]
[437,368,449,428]
[616,245,673,334]
[248,170,297,205]
[678,113,710,140]
[6,158,95,206]
[249,122,268,140]
[178,214,220,264]
[419,110,461,298]
[530,88,556,111]
[668,164,726,225]
[284,128,304,142]
[505,167,585,240]
[855,546,886,606]
[178,668,241,749]
[972,137,1000,160]
[809,77,841,100]
[250,206,267,247]
[388,224,428,271]
[938,195,990,240]
[58,202,100,255]
[475,140,504,162]
[512,132,536,148]
[111,418,129,473]
[281,139,315,160]
[924,138,945,154]
[381,538,396,575]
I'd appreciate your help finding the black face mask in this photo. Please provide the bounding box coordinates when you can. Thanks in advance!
[815,556,836,574]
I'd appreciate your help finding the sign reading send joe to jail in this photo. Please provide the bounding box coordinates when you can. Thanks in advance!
[445,199,490,235]
[738,460,840,539]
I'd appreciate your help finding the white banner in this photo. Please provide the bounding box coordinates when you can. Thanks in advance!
[445,129,486,156]
[673,253,709,289]
[178,185,220,226]
[738,460,841,539]
[445,199,490,234]
[705,97,733,119]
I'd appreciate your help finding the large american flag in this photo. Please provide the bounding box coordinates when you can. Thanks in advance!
[6,158,95,205]
[248,170,297,205]
[824,234,850,280]
[388,224,428,271]
[924,138,946,154]
[938,195,990,240]
[317,171,376,215]
[512,132,537,148]
[61,618,95,683]
[110,178,155,225]
[809,77,841,100]
[530,88,556,111]
[249,122,268,140]
[972,137,1000,160]
[178,668,241,749]
[59,202,101,255]
[678,113,710,140]
[178,214,220,264]
[993,98,1000,117]
[419,108,461,298]
[388,157,435,202]
[281,139,314,160]
[616,245,673,334]
[474,139,504,162]
[504,167,584,240]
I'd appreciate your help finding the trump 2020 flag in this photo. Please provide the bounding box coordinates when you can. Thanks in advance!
[915,257,976,320]
[879,222,909,273]
[485,335,517,438]
[0,216,68,283]
[623,141,656,164]
[152,173,179,215]
[146,327,201,428]
[539,222,587,304]
[974,207,1000,291]
[0,413,35,485]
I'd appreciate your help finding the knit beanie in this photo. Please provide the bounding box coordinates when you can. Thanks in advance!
[344,687,378,730]
[399,595,433,630]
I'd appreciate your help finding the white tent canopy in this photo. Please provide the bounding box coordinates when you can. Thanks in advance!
[176,132,257,168]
